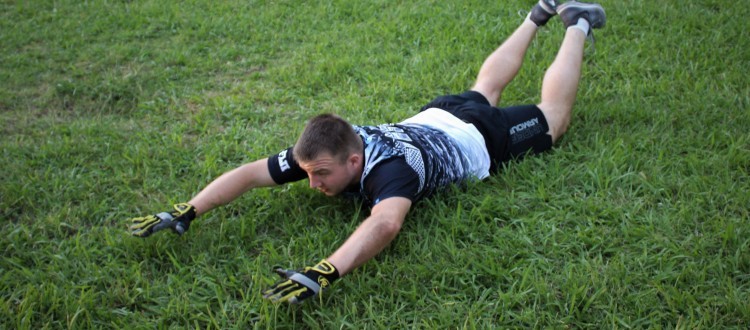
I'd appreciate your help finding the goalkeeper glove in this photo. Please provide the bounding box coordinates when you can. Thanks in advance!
[128,203,196,237]
[262,259,340,304]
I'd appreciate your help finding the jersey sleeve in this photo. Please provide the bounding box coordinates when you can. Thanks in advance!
[363,158,420,205]
[267,147,308,184]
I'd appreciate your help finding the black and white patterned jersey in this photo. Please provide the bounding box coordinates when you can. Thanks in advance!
[267,123,476,205]
[354,123,474,204]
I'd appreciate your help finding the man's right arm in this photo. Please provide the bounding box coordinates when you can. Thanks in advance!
[188,158,278,216]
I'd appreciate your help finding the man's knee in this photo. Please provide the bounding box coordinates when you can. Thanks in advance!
[537,102,572,142]
[470,85,499,107]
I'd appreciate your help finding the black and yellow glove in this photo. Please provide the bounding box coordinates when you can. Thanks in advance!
[128,203,197,238]
[262,259,340,304]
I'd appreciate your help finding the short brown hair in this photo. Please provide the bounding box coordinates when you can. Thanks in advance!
[293,114,362,163]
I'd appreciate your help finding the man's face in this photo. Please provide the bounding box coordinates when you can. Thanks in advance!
[298,152,362,196]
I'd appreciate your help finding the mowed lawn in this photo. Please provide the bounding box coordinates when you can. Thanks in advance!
[1,0,748,328]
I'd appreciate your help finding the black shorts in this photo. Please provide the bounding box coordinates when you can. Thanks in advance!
[420,91,553,172]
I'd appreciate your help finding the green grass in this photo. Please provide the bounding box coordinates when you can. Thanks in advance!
[2,0,749,328]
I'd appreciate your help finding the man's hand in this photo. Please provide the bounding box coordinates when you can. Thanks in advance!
[128,203,197,238]
[262,259,340,304]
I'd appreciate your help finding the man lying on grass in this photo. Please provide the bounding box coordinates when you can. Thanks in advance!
[128,0,606,304]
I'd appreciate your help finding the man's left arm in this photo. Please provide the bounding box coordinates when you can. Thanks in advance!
[263,197,412,303]
[327,196,412,275]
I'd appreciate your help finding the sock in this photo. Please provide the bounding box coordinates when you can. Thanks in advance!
[568,18,590,35]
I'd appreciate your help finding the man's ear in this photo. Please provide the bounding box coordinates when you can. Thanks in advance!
[347,152,362,167]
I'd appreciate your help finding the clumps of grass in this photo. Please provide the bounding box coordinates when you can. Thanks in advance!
[2,0,750,328]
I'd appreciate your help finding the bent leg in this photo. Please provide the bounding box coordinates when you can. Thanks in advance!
[471,20,538,107]
[537,28,586,142]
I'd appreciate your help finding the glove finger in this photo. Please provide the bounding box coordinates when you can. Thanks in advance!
[262,279,294,299]
[129,221,157,237]
[129,215,159,229]
[128,222,153,232]
[128,215,164,238]
[130,227,153,238]
[277,287,308,304]
[263,280,308,303]
[273,267,297,279]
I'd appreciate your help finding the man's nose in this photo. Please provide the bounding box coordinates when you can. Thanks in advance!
[309,176,320,188]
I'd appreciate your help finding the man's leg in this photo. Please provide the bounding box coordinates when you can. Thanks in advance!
[471,1,558,106]
[537,1,605,142]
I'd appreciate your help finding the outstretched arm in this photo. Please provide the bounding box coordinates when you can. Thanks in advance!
[128,158,279,237]
[262,196,412,303]
[327,197,412,275]
[189,158,278,216]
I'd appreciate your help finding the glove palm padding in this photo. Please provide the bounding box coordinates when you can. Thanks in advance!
[262,260,340,304]
[129,203,196,237]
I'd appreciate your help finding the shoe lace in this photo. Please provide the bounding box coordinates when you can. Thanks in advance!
[585,31,596,54]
